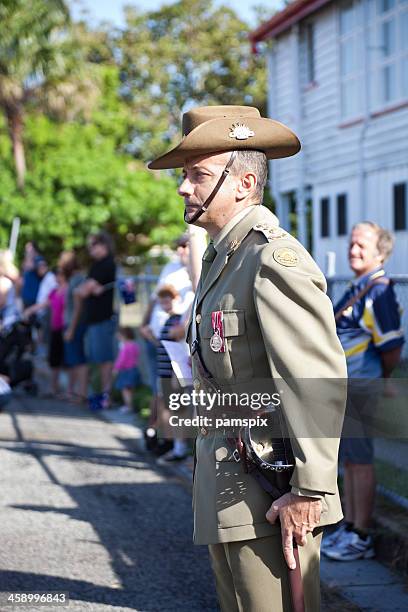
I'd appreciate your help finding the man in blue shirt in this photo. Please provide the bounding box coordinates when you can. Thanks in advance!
[324,222,404,561]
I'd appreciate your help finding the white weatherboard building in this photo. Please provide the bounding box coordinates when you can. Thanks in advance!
[250,0,408,275]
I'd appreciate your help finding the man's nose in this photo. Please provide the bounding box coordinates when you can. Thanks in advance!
[178,177,194,197]
[349,243,359,256]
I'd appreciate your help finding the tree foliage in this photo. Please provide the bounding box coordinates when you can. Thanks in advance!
[0,67,184,264]
[0,0,99,189]
[0,0,268,262]
[116,0,267,161]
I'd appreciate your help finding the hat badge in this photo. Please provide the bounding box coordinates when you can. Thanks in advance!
[229,122,255,140]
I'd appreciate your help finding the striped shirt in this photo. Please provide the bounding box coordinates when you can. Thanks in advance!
[157,314,182,378]
[335,268,404,378]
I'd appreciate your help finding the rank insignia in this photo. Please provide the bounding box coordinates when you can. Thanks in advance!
[229,123,255,140]
[227,238,241,256]
[253,223,287,241]
[273,247,299,267]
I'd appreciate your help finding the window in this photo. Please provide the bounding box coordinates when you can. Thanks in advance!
[300,22,316,85]
[321,197,330,237]
[394,183,407,230]
[339,0,364,118]
[377,0,396,15]
[306,24,315,82]
[337,194,348,235]
[371,0,408,107]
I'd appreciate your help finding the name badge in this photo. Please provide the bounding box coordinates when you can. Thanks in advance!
[210,311,225,353]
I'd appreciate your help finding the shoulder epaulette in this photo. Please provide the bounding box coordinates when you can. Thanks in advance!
[253,223,288,242]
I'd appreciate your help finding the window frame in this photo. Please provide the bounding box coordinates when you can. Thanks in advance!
[336,193,348,236]
[320,197,331,238]
[393,182,407,231]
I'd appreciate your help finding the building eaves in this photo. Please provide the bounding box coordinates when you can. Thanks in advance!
[249,0,333,50]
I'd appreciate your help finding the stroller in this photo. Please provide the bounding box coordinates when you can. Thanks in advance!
[0,319,37,394]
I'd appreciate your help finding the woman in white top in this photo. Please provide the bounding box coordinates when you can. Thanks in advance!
[0,250,20,329]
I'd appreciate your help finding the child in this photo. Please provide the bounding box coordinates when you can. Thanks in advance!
[113,327,141,413]
[48,268,67,396]
[155,285,189,463]
[156,285,182,380]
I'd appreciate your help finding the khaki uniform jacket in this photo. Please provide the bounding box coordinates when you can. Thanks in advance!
[189,205,347,545]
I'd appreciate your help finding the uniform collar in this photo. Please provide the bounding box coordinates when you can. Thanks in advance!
[196,205,279,308]
[213,204,279,257]
[213,205,257,250]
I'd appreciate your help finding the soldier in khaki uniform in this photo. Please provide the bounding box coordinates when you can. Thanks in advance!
[149,106,347,612]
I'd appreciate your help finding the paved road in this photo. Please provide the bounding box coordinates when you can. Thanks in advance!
[0,395,218,612]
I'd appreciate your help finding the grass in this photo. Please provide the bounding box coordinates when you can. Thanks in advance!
[375,458,408,500]
[339,457,408,500]
[134,384,153,418]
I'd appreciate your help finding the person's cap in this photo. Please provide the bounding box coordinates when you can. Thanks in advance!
[148,105,301,170]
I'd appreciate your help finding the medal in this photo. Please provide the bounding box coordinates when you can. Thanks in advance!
[210,331,223,352]
[210,311,225,352]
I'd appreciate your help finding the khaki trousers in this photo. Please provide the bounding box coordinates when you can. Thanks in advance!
[208,529,323,612]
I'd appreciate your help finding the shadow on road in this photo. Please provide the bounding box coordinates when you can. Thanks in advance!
[0,398,218,612]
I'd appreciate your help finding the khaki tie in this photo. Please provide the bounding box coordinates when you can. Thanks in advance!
[200,241,217,282]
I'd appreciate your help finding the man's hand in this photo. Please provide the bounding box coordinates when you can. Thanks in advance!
[75,279,102,299]
[139,325,157,344]
[167,323,186,341]
[23,306,34,320]
[266,493,322,569]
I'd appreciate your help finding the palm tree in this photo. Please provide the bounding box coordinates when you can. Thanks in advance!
[0,0,98,190]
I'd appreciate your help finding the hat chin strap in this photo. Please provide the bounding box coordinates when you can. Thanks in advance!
[184,151,237,225]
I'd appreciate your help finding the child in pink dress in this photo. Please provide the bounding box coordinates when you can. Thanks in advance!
[113,327,141,413]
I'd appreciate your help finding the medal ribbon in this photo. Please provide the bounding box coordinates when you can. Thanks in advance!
[211,310,225,352]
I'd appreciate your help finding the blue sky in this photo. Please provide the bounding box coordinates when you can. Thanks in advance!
[69,0,281,28]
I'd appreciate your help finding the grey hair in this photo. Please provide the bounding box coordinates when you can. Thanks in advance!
[352,221,395,262]
[230,150,268,202]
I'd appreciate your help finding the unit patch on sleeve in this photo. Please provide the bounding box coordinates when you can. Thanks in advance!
[272,247,299,267]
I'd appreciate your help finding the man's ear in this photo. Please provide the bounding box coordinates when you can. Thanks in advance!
[236,172,257,200]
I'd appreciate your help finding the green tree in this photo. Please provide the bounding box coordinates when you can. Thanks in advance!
[0,0,268,259]
[116,0,267,162]
[0,0,98,190]
[0,108,184,263]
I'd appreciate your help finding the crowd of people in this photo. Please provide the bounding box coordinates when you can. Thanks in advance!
[0,231,131,410]
[0,231,195,433]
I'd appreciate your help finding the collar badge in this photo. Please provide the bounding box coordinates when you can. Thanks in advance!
[229,123,255,140]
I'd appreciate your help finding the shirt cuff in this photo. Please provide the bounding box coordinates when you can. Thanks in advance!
[291,487,324,500]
